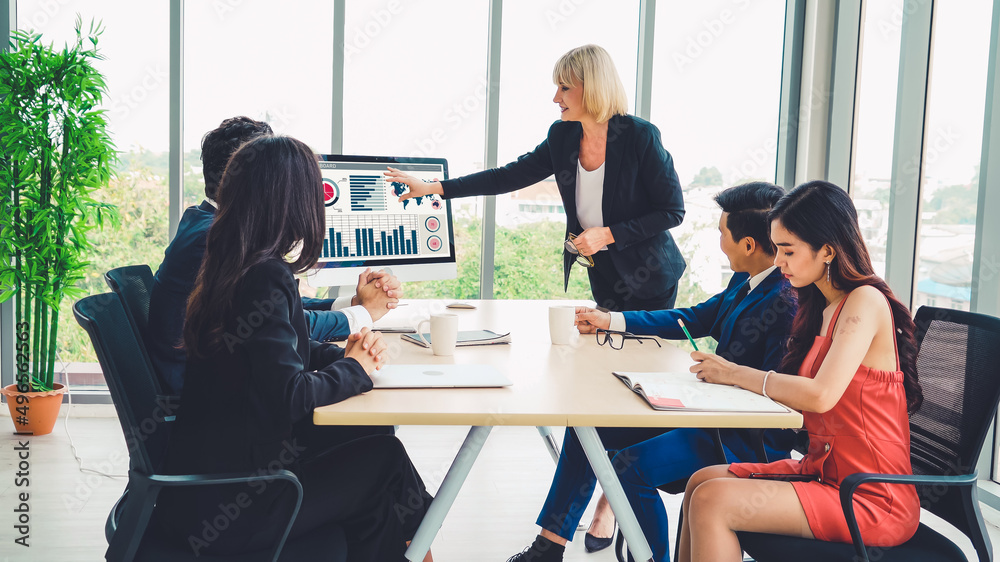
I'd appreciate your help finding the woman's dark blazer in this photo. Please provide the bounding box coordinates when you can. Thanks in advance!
[438,114,686,300]
[159,259,372,540]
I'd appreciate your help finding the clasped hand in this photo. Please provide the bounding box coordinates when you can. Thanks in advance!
[690,351,739,385]
[345,327,387,374]
[353,268,402,322]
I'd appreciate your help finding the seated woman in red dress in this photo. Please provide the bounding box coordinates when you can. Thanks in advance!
[676,181,923,561]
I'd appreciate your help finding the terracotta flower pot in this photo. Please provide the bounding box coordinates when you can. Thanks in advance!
[1,383,67,436]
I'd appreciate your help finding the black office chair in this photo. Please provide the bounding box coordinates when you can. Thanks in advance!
[74,293,346,561]
[738,306,1000,562]
[103,265,176,543]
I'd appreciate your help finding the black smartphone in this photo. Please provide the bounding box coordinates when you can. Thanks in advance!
[747,472,818,482]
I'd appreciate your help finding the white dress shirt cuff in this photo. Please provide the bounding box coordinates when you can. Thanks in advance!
[610,311,627,332]
[340,305,374,334]
[332,295,354,311]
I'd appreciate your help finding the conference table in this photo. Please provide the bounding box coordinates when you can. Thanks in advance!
[313,299,803,562]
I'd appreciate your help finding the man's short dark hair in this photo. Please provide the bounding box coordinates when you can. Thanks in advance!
[714,181,785,255]
[201,116,273,200]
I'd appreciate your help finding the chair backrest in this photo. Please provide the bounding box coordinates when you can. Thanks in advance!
[104,264,154,345]
[104,265,162,393]
[909,306,1000,539]
[74,293,171,475]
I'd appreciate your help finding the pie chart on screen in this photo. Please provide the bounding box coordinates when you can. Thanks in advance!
[323,178,340,207]
[424,216,440,232]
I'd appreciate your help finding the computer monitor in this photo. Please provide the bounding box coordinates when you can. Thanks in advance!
[306,154,457,287]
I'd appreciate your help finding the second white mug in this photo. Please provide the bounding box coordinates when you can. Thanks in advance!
[416,313,459,356]
[549,305,576,345]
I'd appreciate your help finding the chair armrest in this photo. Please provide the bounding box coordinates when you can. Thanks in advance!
[837,470,979,562]
[110,470,303,562]
[146,470,302,490]
[106,490,128,544]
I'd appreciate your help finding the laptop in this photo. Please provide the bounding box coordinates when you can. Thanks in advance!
[371,364,512,389]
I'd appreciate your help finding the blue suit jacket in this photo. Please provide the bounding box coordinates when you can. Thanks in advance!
[625,268,793,372]
[147,201,350,394]
[624,268,797,457]
[440,114,686,300]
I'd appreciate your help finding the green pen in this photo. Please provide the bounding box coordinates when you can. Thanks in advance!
[677,318,699,351]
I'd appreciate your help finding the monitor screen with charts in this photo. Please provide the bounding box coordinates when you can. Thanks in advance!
[308,155,457,286]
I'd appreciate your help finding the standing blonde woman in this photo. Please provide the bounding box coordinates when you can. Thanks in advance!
[387,44,686,313]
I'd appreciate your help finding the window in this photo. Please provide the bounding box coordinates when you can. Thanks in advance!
[914,0,989,318]
[852,0,904,278]
[184,1,335,208]
[16,1,170,391]
[491,0,640,301]
[342,0,488,299]
[651,0,786,350]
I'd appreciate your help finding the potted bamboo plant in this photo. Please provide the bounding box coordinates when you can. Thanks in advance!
[0,18,117,435]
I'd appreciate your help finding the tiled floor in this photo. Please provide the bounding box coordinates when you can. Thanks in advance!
[0,408,997,561]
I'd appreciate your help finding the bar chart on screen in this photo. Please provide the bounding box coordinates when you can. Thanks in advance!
[349,174,387,211]
[321,214,425,258]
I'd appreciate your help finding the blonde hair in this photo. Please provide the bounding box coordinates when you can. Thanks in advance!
[552,44,629,123]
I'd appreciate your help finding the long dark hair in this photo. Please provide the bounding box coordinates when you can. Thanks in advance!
[184,135,325,358]
[771,181,922,414]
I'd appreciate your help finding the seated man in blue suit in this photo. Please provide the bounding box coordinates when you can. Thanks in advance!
[506,182,795,562]
[147,116,401,396]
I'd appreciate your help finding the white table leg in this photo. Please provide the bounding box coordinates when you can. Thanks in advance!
[574,426,655,562]
[536,426,561,463]
[404,425,493,561]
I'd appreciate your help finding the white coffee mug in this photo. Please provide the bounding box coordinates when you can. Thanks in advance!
[549,305,576,345]
[416,313,459,356]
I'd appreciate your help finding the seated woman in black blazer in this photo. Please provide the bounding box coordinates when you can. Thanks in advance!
[157,135,432,561]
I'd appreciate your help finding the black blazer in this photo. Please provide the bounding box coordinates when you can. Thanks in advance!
[439,114,686,300]
[159,259,371,539]
[148,201,351,395]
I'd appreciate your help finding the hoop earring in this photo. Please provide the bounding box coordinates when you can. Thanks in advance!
[825,260,832,284]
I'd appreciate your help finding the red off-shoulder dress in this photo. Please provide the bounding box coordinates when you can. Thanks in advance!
[728,292,920,547]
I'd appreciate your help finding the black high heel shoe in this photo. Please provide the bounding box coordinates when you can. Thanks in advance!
[584,522,616,553]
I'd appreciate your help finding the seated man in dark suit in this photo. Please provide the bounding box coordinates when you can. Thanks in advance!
[147,116,401,395]
[507,182,795,562]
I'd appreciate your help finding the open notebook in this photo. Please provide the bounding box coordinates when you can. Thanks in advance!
[613,371,789,413]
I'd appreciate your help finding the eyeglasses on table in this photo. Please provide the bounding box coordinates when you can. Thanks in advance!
[595,329,662,350]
